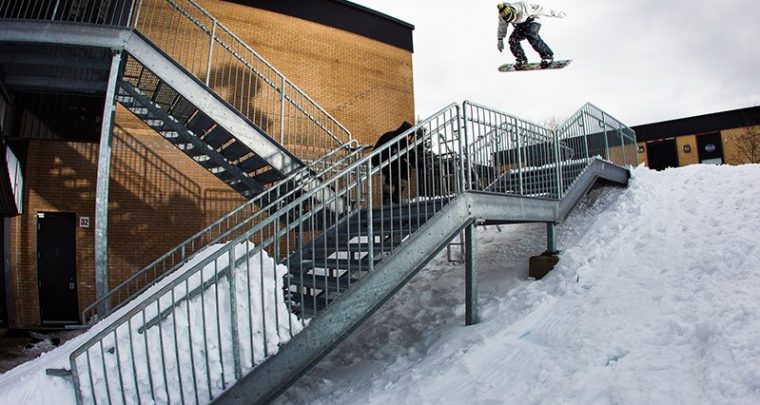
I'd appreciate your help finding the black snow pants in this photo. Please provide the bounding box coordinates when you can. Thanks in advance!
[509,20,553,61]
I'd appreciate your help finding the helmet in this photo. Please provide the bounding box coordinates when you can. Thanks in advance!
[497,3,516,22]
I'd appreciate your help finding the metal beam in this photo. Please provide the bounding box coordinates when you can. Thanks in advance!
[465,223,478,326]
[2,76,107,94]
[213,197,472,405]
[94,51,123,317]
[467,192,559,224]
[558,159,629,220]
[546,222,558,254]
[0,21,131,49]
[122,32,302,177]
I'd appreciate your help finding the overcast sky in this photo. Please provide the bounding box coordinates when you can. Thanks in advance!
[351,0,760,127]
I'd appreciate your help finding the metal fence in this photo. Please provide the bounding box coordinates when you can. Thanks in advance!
[81,146,365,324]
[69,104,463,404]
[555,103,638,196]
[68,101,637,403]
[463,101,639,199]
[0,0,355,165]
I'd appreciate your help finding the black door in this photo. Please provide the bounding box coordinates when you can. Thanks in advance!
[697,133,724,165]
[0,217,6,327]
[37,212,78,324]
[646,139,679,171]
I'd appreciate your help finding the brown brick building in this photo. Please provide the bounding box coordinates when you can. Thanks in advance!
[0,0,415,327]
[633,106,760,170]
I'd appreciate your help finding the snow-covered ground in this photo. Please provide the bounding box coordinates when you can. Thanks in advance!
[278,164,760,404]
[2,164,760,404]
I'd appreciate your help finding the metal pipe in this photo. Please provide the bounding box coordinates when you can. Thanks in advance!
[94,50,123,317]
[465,223,478,326]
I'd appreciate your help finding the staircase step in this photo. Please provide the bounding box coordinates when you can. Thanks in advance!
[238,155,269,173]
[286,290,330,314]
[286,269,369,293]
[152,82,179,107]
[327,217,425,236]
[187,112,214,135]
[167,98,196,124]
[252,169,284,185]
[296,256,373,271]
[202,126,233,149]
[308,239,401,258]
[219,141,250,161]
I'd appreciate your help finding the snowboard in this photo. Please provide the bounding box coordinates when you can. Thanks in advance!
[498,59,572,72]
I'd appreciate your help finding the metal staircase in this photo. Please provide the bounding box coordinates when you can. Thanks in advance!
[63,101,637,404]
[1,0,361,324]
[116,56,284,198]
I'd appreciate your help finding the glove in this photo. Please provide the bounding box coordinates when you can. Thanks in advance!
[497,39,504,52]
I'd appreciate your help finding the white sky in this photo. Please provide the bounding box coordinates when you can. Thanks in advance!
[352,0,760,127]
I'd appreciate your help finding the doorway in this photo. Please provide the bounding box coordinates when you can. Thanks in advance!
[646,139,679,171]
[37,212,79,324]
[697,133,723,165]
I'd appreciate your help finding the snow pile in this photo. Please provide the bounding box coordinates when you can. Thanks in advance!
[280,164,760,405]
[0,241,303,404]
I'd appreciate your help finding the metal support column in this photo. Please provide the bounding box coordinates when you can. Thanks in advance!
[545,222,558,254]
[465,223,478,326]
[95,50,123,317]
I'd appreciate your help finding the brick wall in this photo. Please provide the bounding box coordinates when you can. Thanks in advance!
[9,107,247,326]
[195,0,415,146]
[8,3,414,327]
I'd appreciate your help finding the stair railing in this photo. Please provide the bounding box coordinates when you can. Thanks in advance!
[555,103,639,197]
[81,144,366,324]
[68,104,463,404]
[130,0,354,165]
[68,101,637,403]
[1,0,355,166]
[463,101,563,198]
[463,101,639,199]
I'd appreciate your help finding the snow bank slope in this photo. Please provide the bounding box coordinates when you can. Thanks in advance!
[282,164,760,405]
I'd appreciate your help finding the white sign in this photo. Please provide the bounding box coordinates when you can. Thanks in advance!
[79,216,90,228]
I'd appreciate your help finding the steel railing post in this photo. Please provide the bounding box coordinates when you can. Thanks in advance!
[602,111,610,161]
[465,223,478,326]
[205,20,217,86]
[51,0,61,20]
[553,129,562,199]
[581,110,591,160]
[367,162,374,272]
[280,76,286,145]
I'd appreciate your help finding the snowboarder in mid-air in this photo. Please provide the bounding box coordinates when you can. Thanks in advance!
[496,2,566,70]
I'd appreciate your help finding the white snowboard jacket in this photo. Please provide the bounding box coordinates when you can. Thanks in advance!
[497,2,565,40]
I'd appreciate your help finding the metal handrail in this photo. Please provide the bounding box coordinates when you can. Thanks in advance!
[68,103,461,404]
[67,101,638,403]
[81,144,365,324]
[1,0,354,163]
[131,0,354,162]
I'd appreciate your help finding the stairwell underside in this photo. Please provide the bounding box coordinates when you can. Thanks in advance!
[215,159,630,404]
[0,20,300,176]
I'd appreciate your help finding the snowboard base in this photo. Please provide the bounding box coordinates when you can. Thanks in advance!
[498,59,572,72]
